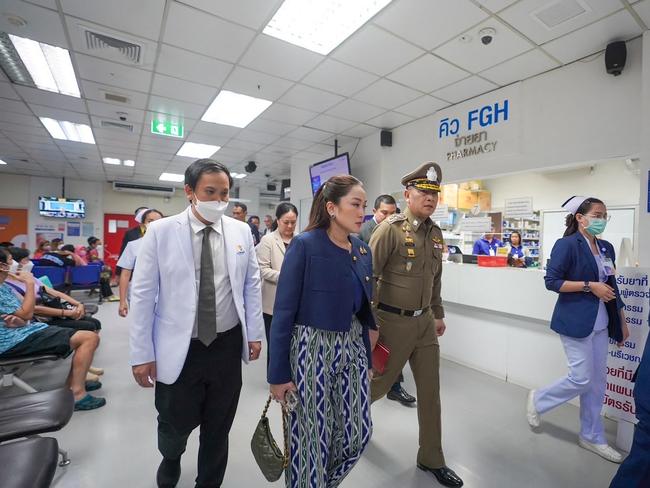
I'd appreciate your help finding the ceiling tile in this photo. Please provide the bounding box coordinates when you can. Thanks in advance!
[373,0,488,50]
[634,0,650,26]
[93,128,140,144]
[0,82,19,100]
[246,118,298,136]
[306,115,357,134]
[29,105,91,124]
[325,99,385,123]
[543,10,642,64]
[15,86,86,112]
[332,25,424,76]
[61,0,165,40]
[480,49,560,85]
[278,84,344,113]
[235,128,280,145]
[178,0,284,30]
[156,44,233,88]
[322,134,358,147]
[182,131,230,148]
[395,95,449,118]
[151,74,219,106]
[272,136,313,151]
[366,111,414,129]
[0,123,48,136]
[0,98,32,115]
[286,127,331,143]
[500,0,623,45]
[474,0,518,12]
[75,54,153,92]
[431,76,498,103]
[261,103,318,126]
[302,59,378,96]
[239,34,324,81]
[80,80,149,109]
[0,111,41,127]
[387,54,469,93]
[226,138,266,152]
[222,67,294,101]
[164,2,256,62]
[342,124,378,139]
[0,0,69,47]
[148,96,204,120]
[434,18,533,73]
[353,79,421,110]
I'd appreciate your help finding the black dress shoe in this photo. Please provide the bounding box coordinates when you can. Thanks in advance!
[387,385,416,405]
[417,464,464,487]
[157,458,181,488]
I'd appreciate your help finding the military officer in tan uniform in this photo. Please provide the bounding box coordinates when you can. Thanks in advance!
[369,162,463,487]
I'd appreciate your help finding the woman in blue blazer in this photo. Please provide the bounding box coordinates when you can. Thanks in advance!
[269,175,376,488]
[527,196,629,463]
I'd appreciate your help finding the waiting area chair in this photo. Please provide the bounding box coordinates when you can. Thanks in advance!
[0,437,59,488]
[0,354,63,393]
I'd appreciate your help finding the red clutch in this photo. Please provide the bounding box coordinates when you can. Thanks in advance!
[372,342,390,375]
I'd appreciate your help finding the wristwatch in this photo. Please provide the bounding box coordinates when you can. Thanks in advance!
[583,281,591,293]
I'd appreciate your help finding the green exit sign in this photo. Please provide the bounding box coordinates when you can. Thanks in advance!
[151,117,184,138]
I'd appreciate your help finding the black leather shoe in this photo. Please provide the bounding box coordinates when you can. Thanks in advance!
[387,385,416,405]
[157,458,181,488]
[417,464,464,487]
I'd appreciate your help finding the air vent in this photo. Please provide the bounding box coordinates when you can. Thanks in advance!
[104,92,129,104]
[101,120,133,132]
[532,0,589,29]
[83,29,142,64]
[113,181,175,195]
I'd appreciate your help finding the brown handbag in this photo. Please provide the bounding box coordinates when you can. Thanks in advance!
[251,395,289,482]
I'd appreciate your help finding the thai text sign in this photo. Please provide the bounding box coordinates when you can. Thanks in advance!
[603,267,649,423]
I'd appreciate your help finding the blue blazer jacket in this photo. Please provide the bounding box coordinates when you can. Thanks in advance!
[268,228,377,384]
[545,232,624,341]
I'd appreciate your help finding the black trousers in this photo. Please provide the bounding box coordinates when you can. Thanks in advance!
[155,325,243,488]
[263,313,273,370]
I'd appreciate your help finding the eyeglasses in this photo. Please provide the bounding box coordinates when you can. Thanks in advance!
[584,213,611,222]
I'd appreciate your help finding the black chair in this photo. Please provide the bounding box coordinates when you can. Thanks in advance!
[0,354,63,394]
[0,437,59,488]
[0,387,74,467]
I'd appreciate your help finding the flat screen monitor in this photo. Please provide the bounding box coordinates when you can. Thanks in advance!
[309,153,350,196]
[39,196,86,219]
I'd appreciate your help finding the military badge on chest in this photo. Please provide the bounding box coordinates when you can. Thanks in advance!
[403,223,416,271]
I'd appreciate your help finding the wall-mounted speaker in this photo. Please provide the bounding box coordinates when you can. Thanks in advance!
[605,41,626,76]
[380,130,392,147]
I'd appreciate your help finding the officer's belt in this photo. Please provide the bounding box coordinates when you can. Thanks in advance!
[377,303,430,317]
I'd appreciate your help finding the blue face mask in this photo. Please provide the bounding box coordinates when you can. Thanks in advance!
[585,217,607,236]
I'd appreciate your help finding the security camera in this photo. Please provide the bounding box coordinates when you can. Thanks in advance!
[479,28,496,46]
[245,161,257,173]
[119,115,127,121]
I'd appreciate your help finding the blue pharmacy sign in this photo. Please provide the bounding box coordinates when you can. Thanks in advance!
[438,100,509,139]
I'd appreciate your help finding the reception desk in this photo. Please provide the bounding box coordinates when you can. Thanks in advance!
[441,262,556,322]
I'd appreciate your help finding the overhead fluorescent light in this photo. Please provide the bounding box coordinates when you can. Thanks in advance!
[40,117,95,144]
[176,142,220,159]
[123,159,135,167]
[159,172,184,182]
[103,157,121,165]
[231,172,247,179]
[0,33,81,97]
[263,0,393,55]
[201,90,272,128]
[0,159,7,165]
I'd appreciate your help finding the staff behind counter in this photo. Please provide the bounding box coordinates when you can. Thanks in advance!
[471,230,528,267]
[472,230,503,256]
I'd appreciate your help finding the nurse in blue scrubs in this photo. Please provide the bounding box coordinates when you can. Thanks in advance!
[526,196,629,463]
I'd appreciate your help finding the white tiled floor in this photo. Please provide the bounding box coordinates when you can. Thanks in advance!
[1,301,621,487]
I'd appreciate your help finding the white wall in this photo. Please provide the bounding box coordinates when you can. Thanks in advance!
[639,31,650,267]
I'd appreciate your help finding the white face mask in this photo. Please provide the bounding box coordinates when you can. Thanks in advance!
[9,261,19,274]
[193,197,228,223]
[96,244,103,250]
[21,261,34,273]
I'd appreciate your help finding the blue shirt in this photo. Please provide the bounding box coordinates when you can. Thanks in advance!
[473,237,503,255]
[0,283,48,355]
[509,245,525,258]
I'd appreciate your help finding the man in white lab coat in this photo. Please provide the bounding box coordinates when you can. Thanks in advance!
[129,159,264,488]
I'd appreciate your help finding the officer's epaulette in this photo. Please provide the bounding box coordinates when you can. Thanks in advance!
[386,213,407,224]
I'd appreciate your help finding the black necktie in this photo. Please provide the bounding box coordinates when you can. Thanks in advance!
[197,226,217,346]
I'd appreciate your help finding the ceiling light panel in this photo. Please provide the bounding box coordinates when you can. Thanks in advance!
[1,33,80,97]
[40,117,95,144]
[201,90,272,128]
[176,142,221,158]
[264,0,393,55]
[159,172,184,182]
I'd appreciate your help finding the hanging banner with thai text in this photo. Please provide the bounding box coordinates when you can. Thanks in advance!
[603,267,649,423]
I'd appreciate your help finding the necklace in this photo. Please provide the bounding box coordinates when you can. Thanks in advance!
[327,229,351,251]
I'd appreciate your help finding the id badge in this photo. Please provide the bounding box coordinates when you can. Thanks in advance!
[601,257,615,276]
